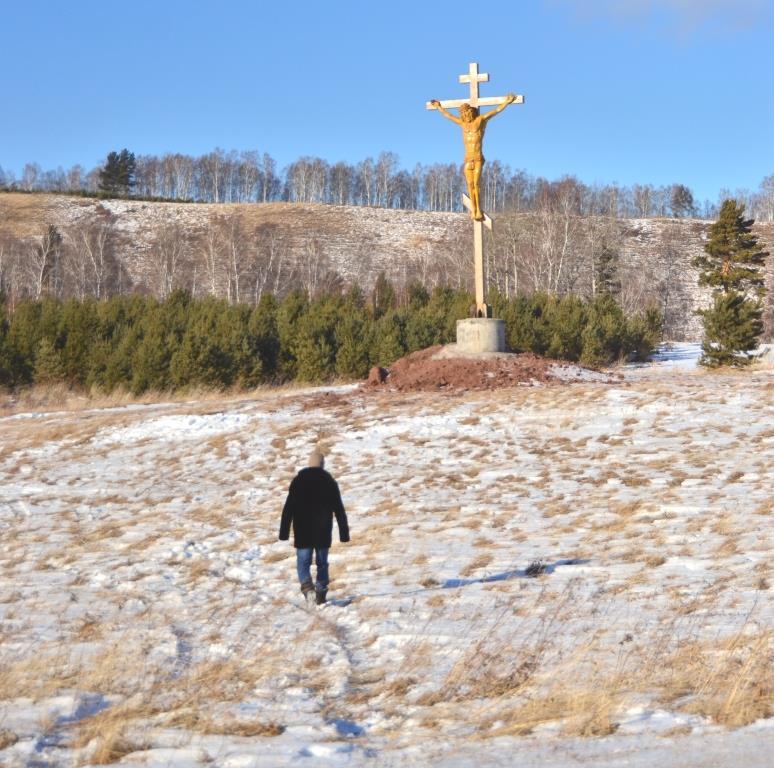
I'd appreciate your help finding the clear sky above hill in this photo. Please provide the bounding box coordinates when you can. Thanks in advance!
[1,0,772,204]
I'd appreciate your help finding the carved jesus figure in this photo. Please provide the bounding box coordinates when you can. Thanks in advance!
[429,94,517,221]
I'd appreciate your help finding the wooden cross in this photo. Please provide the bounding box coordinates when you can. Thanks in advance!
[426,63,523,317]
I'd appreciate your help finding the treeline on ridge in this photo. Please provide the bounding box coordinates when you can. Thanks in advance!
[4,148,774,222]
[0,282,660,393]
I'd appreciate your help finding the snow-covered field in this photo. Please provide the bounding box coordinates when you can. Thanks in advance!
[1,344,772,767]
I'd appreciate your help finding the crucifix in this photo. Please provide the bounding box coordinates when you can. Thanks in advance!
[427,62,523,318]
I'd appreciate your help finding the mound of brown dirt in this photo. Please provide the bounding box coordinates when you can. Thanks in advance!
[362,345,615,393]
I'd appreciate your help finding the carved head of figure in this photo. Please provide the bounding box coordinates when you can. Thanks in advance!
[459,103,479,122]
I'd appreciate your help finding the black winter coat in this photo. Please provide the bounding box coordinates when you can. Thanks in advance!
[279,467,349,549]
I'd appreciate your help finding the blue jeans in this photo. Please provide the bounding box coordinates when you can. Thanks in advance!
[296,548,329,591]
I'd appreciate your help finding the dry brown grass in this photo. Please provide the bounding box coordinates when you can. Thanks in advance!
[418,587,575,708]
[495,686,620,737]
[0,417,113,457]
[181,557,213,583]
[72,701,151,765]
[381,676,417,699]
[203,433,234,459]
[73,614,104,642]
[0,728,19,750]
[400,569,773,737]
[162,709,285,737]
[460,553,493,577]
[263,549,291,563]
[204,718,285,737]
[0,379,306,418]
[667,469,689,487]
[474,619,773,738]
[88,521,124,541]
[715,537,739,557]
[622,473,650,487]
[62,641,290,762]
[662,630,773,727]
[0,645,76,701]
[0,626,292,759]
[189,505,236,530]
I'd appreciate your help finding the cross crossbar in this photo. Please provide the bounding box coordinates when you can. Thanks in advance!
[426,94,523,110]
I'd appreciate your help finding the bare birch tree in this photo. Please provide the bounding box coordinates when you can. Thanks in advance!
[24,226,63,299]
[147,224,191,299]
[375,152,398,207]
[195,216,228,299]
[330,162,353,206]
[64,219,116,299]
[222,215,250,303]
[252,224,293,303]
[297,238,341,298]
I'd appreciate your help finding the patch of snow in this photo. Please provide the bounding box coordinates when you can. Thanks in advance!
[93,412,255,446]
[548,363,614,382]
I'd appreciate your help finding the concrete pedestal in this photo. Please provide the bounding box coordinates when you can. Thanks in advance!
[456,318,506,354]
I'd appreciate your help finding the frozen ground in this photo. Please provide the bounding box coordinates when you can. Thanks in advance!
[0,344,772,766]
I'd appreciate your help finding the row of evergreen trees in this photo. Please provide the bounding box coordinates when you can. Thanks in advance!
[0,283,660,393]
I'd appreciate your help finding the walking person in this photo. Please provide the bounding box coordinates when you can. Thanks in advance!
[279,450,349,606]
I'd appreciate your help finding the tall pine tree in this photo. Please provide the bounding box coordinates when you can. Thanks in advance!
[98,149,136,196]
[692,200,768,367]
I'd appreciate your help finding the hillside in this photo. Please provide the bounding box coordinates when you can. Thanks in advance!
[0,349,772,766]
[2,193,773,340]
[0,193,465,274]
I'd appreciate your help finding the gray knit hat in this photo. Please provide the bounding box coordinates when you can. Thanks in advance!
[308,450,325,468]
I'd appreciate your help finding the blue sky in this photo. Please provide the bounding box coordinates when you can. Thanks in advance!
[1,0,772,203]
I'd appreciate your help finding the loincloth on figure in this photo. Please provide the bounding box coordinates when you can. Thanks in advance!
[463,156,485,170]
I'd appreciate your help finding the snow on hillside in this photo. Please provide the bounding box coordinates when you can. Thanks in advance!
[3,193,774,342]
[0,350,772,766]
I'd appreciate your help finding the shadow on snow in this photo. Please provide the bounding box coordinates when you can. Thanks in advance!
[440,557,590,589]
[327,558,590,607]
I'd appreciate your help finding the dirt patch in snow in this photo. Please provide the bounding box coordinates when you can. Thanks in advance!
[362,345,619,393]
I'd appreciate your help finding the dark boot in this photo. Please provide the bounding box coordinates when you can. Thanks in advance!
[300,580,315,607]
[315,587,327,605]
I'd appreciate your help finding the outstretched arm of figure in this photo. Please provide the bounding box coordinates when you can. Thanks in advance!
[430,100,461,125]
[481,93,517,122]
